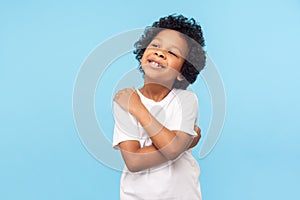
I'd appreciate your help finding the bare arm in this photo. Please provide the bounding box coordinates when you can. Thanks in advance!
[132,104,194,160]
[118,141,168,172]
[114,88,197,160]
[118,125,201,172]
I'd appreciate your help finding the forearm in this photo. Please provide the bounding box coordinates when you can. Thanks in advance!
[120,128,199,172]
[120,144,168,172]
[132,105,193,160]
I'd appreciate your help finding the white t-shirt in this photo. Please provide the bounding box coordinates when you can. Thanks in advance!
[113,88,202,200]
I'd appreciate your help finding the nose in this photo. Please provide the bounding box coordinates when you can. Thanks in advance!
[154,50,166,59]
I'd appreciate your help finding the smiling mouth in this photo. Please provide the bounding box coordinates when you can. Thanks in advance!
[148,60,165,69]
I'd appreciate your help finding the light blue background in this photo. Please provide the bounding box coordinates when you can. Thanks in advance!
[1,0,299,199]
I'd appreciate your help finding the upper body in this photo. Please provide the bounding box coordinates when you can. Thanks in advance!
[113,88,202,199]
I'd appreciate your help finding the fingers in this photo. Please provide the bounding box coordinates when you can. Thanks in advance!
[130,86,136,92]
[116,87,136,95]
[113,87,136,101]
[113,93,119,102]
[194,125,201,138]
[194,125,199,132]
[113,89,124,101]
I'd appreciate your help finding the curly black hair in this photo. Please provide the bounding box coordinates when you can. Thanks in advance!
[133,14,206,89]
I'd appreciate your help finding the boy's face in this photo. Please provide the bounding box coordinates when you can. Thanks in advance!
[140,29,188,86]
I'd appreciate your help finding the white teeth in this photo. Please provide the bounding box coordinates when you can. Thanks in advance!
[150,61,163,69]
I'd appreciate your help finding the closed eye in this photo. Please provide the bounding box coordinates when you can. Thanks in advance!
[150,43,159,48]
[168,51,178,57]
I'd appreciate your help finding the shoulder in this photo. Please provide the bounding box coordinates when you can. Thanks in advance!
[172,88,198,103]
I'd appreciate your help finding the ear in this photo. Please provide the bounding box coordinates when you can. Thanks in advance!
[177,74,184,81]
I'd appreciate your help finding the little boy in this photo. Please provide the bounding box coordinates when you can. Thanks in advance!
[113,14,206,200]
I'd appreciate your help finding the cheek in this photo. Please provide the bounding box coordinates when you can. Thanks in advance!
[170,60,184,72]
[139,50,150,63]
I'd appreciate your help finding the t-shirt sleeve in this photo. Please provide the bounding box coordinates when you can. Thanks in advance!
[112,102,140,150]
[178,91,199,137]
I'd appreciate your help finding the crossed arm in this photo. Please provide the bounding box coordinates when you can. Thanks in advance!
[119,127,201,172]
[114,88,201,172]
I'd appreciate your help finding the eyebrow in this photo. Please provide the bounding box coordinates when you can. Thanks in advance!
[151,38,186,57]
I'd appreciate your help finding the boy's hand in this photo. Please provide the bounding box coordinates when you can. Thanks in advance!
[114,87,143,115]
[188,125,201,149]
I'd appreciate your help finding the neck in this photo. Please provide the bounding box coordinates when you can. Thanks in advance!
[139,83,172,102]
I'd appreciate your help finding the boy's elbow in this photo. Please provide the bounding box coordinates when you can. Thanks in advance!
[124,157,143,172]
[127,167,141,173]
[125,162,139,172]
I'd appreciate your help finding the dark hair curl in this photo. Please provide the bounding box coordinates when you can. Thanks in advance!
[133,14,206,89]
